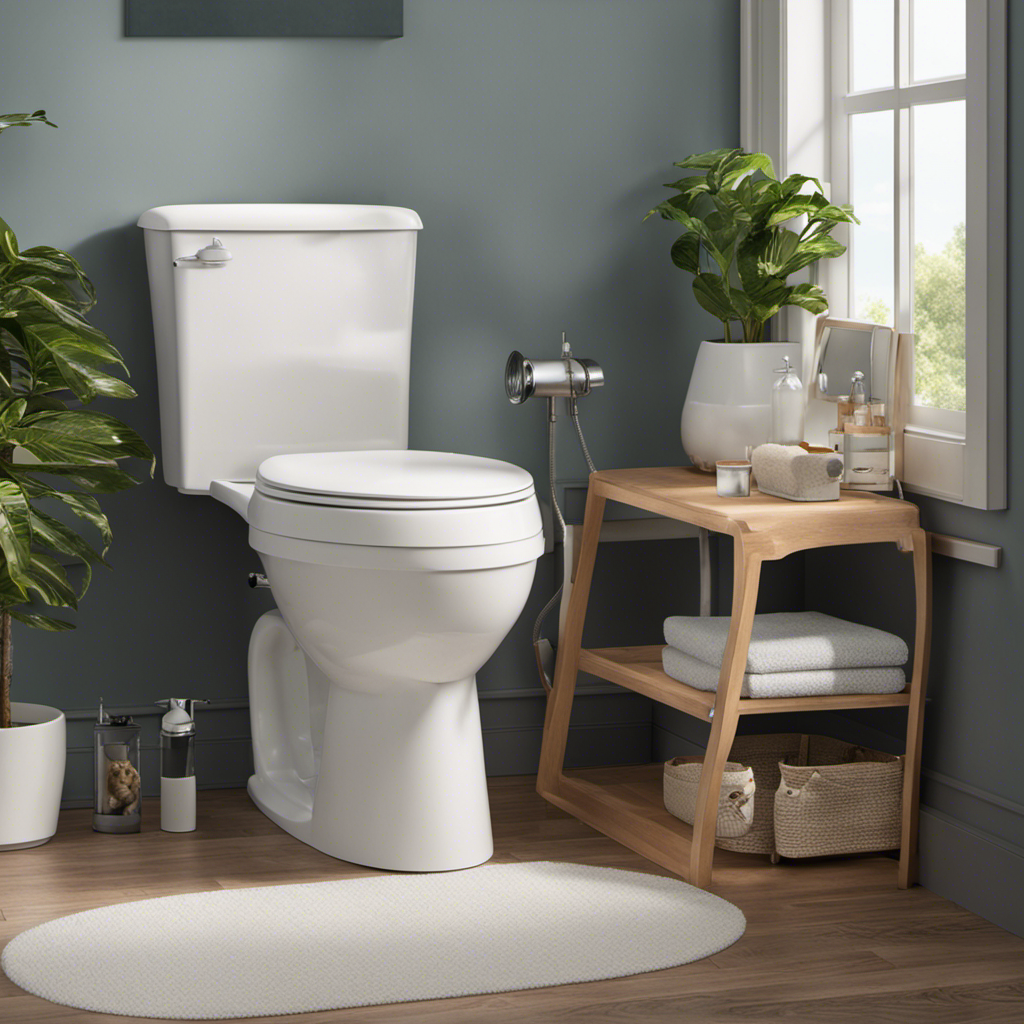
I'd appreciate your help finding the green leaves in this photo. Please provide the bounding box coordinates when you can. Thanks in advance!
[0,202,153,638]
[0,110,56,134]
[11,409,154,472]
[0,479,32,587]
[648,147,855,341]
[0,221,20,265]
[691,273,735,322]
[671,234,700,274]
[0,221,135,406]
[9,609,73,631]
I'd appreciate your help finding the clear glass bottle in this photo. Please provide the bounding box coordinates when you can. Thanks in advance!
[849,369,867,405]
[771,356,805,445]
[93,701,142,834]
[850,370,870,425]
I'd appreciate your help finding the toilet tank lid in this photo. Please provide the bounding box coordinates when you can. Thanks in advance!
[136,204,423,232]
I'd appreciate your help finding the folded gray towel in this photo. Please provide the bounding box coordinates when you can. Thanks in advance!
[663,611,908,674]
[661,646,907,699]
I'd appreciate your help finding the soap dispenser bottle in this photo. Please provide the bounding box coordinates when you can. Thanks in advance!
[157,698,208,832]
[771,356,805,445]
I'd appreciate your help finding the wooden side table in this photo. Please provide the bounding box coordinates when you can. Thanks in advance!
[537,467,931,890]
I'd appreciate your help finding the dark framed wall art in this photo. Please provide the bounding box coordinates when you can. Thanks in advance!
[124,0,403,38]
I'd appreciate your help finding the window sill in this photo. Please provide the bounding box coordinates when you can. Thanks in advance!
[904,423,966,444]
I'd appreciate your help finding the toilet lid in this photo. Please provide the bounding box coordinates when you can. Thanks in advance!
[255,450,536,509]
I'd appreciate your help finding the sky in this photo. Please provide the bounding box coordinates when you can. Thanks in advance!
[847,0,966,318]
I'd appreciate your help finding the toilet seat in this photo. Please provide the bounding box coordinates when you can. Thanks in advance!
[248,449,544,570]
[256,450,536,510]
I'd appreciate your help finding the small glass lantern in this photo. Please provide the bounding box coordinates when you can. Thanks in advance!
[93,701,142,834]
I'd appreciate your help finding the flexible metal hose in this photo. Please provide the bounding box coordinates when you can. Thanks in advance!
[547,400,566,540]
[531,398,598,692]
[532,405,565,663]
[569,399,597,474]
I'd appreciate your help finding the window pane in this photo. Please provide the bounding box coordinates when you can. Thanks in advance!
[851,0,894,91]
[850,110,894,326]
[912,0,966,82]
[912,100,966,411]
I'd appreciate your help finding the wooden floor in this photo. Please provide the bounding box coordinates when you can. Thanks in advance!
[2,772,1023,1023]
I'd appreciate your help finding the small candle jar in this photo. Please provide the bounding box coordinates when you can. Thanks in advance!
[716,460,751,498]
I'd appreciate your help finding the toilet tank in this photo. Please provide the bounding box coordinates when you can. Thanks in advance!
[138,204,422,493]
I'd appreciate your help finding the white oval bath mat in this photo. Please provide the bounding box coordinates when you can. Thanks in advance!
[2,861,745,1020]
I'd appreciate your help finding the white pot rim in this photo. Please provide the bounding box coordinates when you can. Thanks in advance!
[6,702,65,730]
[700,339,796,346]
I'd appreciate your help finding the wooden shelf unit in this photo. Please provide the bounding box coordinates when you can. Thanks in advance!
[537,467,931,891]
[580,646,914,717]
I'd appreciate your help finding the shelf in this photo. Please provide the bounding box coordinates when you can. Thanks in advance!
[579,646,913,718]
[579,647,716,718]
[540,465,929,889]
[541,764,695,879]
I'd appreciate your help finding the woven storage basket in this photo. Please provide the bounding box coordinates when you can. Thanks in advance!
[712,734,806,854]
[774,738,903,858]
[663,757,755,838]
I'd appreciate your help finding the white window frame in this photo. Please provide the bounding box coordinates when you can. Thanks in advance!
[741,0,1006,509]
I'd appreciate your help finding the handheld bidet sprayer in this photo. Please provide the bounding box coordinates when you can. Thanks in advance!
[505,334,605,692]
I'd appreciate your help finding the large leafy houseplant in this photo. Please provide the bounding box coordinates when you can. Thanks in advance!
[0,110,153,729]
[646,147,859,342]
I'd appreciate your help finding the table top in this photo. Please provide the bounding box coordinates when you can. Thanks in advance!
[590,467,920,557]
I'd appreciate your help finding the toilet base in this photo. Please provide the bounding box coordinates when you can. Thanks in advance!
[247,612,494,872]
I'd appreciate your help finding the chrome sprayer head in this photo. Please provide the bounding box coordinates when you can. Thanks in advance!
[504,334,605,405]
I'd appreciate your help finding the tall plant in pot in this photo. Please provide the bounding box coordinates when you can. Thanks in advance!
[0,110,153,849]
[646,147,858,469]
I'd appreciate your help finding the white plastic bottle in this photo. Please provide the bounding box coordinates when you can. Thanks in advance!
[157,698,208,832]
[771,356,805,445]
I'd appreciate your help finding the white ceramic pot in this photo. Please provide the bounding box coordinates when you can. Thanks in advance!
[681,340,802,471]
[0,703,66,850]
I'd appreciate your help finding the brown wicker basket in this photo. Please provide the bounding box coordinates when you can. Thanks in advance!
[774,737,903,858]
[714,734,804,854]
[693,734,902,858]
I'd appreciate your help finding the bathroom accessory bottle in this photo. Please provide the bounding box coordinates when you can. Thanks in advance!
[157,698,208,832]
[850,371,871,425]
[770,356,805,445]
[93,700,142,834]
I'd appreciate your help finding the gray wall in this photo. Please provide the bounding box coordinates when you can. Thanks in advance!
[0,1,738,795]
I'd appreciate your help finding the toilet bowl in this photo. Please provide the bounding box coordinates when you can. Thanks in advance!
[223,450,543,872]
[138,204,541,872]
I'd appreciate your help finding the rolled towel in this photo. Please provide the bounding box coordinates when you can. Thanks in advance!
[751,442,844,501]
[662,645,906,699]
[663,611,908,674]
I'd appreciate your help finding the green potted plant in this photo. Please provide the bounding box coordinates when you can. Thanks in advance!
[646,147,858,469]
[0,109,153,850]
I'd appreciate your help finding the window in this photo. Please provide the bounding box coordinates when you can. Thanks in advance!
[741,0,1005,508]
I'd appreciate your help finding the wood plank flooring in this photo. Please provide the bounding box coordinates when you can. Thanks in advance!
[1,774,1022,1023]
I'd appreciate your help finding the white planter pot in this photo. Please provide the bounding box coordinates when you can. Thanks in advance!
[681,340,802,471]
[0,703,66,850]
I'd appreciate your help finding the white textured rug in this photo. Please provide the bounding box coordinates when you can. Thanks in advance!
[2,861,745,1020]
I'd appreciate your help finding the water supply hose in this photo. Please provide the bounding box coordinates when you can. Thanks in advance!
[531,394,597,693]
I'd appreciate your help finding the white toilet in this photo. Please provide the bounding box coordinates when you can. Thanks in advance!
[139,205,543,872]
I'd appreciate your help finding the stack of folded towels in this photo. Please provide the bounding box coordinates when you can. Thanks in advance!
[662,611,909,698]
